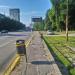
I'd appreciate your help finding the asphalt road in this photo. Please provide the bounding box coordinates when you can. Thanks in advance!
[0,32,32,73]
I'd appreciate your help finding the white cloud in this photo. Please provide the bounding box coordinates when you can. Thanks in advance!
[0,5,10,9]
[20,11,43,16]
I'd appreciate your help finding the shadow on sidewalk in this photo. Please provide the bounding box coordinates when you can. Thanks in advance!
[31,60,55,65]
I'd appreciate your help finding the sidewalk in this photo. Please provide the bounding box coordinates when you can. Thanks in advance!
[11,31,62,75]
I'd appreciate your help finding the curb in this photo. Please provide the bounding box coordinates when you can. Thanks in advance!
[3,54,20,75]
[42,39,62,75]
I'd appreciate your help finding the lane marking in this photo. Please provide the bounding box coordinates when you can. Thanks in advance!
[3,54,20,75]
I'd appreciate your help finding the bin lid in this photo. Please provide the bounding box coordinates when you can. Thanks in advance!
[16,40,25,44]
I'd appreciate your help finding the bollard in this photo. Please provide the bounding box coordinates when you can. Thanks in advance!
[40,33,43,39]
[16,40,27,62]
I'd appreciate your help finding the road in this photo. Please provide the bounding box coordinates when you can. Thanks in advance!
[0,32,32,73]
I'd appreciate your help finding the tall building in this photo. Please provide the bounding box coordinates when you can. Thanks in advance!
[9,9,20,21]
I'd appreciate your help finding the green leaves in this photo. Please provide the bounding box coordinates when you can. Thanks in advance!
[48,0,75,31]
[33,21,45,31]
[0,14,26,31]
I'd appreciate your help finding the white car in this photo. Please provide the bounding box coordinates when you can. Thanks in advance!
[1,30,8,34]
[47,31,54,35]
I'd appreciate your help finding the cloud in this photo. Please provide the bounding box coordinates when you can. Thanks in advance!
[20,11,43,16]
[0,5,10,9]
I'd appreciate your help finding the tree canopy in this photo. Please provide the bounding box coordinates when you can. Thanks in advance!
[44,0,75,31]
[0,14,26,31]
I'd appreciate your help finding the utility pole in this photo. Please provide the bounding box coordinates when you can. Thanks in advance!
[66,0,69,42]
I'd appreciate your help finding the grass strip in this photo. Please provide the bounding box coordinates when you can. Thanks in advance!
[43,36,75,75]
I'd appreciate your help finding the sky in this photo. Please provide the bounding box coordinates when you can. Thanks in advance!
[0,0,52,26]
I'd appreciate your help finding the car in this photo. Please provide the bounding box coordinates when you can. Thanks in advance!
[47,30,54,35]
[1,30,8,34]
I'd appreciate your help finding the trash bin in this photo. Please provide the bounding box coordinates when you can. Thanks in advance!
[16,40,26,55]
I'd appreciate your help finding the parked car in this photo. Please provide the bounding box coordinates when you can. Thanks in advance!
[47,30,54,35]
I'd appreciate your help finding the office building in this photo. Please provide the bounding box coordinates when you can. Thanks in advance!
[9,9,20,21]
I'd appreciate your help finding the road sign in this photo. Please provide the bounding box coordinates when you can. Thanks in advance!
[32,17,42,22]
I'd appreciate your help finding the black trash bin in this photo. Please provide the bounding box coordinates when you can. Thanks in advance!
[16,40,26,55]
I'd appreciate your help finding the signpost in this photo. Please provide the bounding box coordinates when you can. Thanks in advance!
[32,17,42,22]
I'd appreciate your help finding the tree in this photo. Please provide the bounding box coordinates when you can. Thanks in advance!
[44,9,53,31]
[50,0,60,31]
[33,20,45,31]
[66,0,69,41]
[0,15,26,31]
[49,0,75,31]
